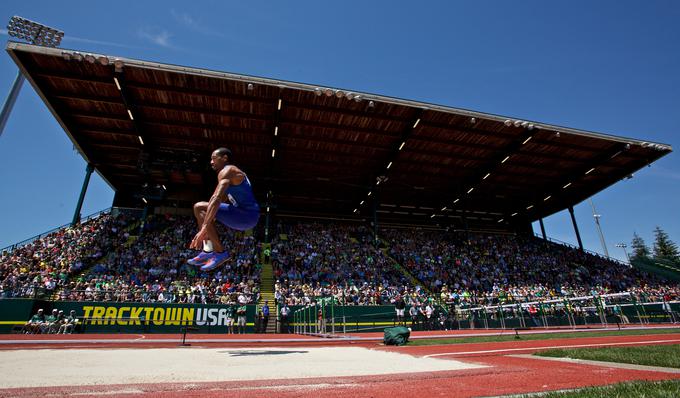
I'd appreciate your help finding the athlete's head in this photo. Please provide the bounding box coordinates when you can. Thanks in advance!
[211,147,232,170]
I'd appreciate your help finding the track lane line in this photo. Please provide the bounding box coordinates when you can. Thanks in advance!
[424,338,680,357]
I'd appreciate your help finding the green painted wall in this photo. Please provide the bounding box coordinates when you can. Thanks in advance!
[3,299,678,334]
[2,300,258,334]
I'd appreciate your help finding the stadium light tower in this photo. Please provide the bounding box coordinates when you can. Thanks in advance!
[0,16,64,138]
[615,243,631,264]
[588,198,609,257]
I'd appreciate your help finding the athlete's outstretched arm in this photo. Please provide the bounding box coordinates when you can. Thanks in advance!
[190,172,230,250]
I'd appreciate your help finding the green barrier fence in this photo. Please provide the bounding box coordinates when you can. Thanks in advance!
[2,294,679,334]
[290,293,680,335]
[1,300,259,334]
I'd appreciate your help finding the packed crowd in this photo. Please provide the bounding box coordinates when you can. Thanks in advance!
[0,212,130,299]
[0,213,261,304]
[271,223,419,306]
[68,214,261,304]
[2,215,677,309]
[383,228,678,305]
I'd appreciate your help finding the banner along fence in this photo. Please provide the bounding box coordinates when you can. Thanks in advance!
[2,293,678,334]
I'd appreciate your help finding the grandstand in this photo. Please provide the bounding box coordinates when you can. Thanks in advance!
[1,41,677,335]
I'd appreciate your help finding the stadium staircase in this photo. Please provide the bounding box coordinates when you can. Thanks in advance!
[361,228,450,314]
[379,245,436,298]
[361,229,438,299]
[257,261,277,333]
[49,217,143,300]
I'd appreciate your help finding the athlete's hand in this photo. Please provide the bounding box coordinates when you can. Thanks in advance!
[190,227,208,250]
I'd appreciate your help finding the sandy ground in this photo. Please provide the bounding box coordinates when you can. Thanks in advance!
[0,346,485,388]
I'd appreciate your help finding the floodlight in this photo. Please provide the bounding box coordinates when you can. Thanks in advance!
[6,16,64,47]
[1,16,64,139]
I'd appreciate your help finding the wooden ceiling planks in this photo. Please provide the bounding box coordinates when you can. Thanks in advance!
[6,43,672,228]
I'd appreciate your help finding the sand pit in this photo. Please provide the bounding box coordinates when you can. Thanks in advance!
[0,346,485,388]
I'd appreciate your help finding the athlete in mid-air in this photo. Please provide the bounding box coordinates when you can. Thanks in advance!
[188,148,260,271]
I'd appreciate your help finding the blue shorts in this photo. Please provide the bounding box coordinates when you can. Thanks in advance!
[216,204,260,231]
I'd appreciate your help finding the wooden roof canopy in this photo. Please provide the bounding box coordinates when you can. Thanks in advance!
[6,42,672,231]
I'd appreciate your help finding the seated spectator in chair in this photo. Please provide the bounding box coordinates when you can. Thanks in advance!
[49,310,65,334]
[23,309,46,334]
[45,309,59,334]
[58,310,78,334]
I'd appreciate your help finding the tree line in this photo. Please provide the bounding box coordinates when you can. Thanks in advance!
[631,227,679,264]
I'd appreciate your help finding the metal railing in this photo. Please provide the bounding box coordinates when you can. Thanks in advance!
[289,292,680,334]
[0,207,146,254]
[2,208,106,253]
[0,287,259,305]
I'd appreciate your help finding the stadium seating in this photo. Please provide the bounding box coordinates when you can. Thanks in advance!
[270,222,423,306]
[0,212,130,299]
[2,215,678,306]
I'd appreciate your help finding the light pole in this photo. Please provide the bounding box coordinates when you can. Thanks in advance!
[588,198,609,257]
[615,243,631,265]
[0,16,64,138]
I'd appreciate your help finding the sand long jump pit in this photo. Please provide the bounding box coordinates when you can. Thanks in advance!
[0,346,485,388]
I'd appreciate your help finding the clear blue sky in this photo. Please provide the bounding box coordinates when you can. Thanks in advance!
[0,1,678,262]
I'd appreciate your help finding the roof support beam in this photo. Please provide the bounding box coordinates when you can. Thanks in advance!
[266,86,285,215]
[434,127,535,221]
[524,142,630,220]
[353,108,424,215]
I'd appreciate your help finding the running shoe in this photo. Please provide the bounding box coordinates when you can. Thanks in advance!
[187,251,213,266]
[200,251,230,272]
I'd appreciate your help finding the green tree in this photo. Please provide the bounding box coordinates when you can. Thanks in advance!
[652,226,679,263]
[631,232,651,260]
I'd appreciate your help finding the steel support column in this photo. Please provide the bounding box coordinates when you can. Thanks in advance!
[373,192,379,247]
[539,218,547,240]
[568,206,584,251]
[71,163,95,226]
[0,71,25,139]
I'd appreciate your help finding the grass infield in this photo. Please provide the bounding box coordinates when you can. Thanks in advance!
[536,344,680,369]
[409,327,680,346]
[519,380,680,397]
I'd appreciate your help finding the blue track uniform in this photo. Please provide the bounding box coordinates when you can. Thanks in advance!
[216,174,260,231]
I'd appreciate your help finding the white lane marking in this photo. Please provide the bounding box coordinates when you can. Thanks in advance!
[509,354,680,374]
[232,383,360,391]
[424,338,680,358]
[57,390,145,396]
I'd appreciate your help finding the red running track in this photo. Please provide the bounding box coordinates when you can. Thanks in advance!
[2,331,680,397]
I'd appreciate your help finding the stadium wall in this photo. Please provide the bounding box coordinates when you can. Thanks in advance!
[3,300,677,334]
[0,300,402,334]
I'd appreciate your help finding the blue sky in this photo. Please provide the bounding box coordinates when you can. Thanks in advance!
[0,1,678,262]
